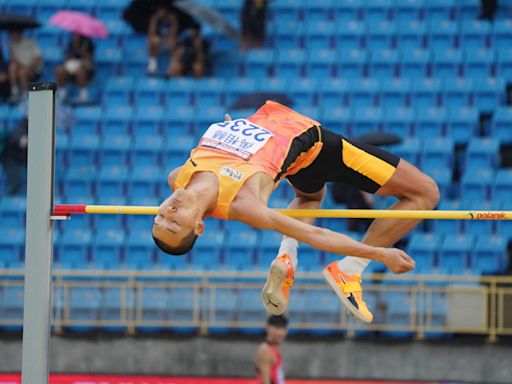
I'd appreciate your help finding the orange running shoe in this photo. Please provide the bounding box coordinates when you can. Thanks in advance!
[261,253,295,315]
[322,261,373,323]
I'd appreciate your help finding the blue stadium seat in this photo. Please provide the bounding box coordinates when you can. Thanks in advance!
[62,165,96,199]
[388,137,421,165]
[406,232,442,272]
[458,0,480,20]
[101,105,133,137]
[410,78,440,109]
[95,46,123,78]
[133,78,165,107]
[349,78,379,108]
[127,166,162,199]
[352,107,382,136]
[0,286,24,328]
[305,49,336,78]
[395,0,424,23]
[492,107,512,143]
[273,21,303,49]
[124,230,156,270]
[380,78,410,108]
[275,49,305,79]
[472,235,508,274]
[304,21,334,50]
[463,199,500,236]
[424,0,456,22]
[122,45,147,76]
[432,49,463,79]
[287,289,306,325]
[423,166,452,201]
[336,49,367,79]
[464,49,495,80]
[214,0,241,21]
[192,231,225,270]
[396,20,426,51]
[269,0,303,22]
[95,0,126,20]
[209,288,238,328]
[73,106,102,136]
[297,243,323,272]
[447,107,478,145]
[492,169,512,206]
[238,289,266,330]
[163,78,194,107]
[364,0,392,22]
[473,78,504,112]
[168,287,197,331]
[366,21,395,51]
[256,231,283,270]
[429,200,462,234]
[460,169,494,202]
[90,229,125,267]
[98,135,130,167]
[58,229,92,267]
[321,107,351,136]
[334,0,362,22]
[68,134,100,168]
[382,291,415,337]
[134,106,164,137]
[5,0,35,15]
[304,0,335,22]
[163,107,196,136]
[493,19,512,50]
[289,78,318,106]
[244,49,273,78]
[304,290,340,331]
[460,20,491,50]
[464,138,500,173]
[224,230,258,270]
[439,234,475,274]
[427,20,458,51]
[400,48,430,78]
[96,166,128,200]
[497,50,512,80]
[195,78,226,107]
[0,196,26,230]
[334,22,365,51]
[194,106,226,132]
[383,107,414,138]
[318,78,349,109]
[441,78,473,108]
[0,228,24,265]
[139,287,171,327]
[225,78,257,105]
[421,137,454,169]
[257,77,288,94]
[369,49,399,79]
[414,107,446,139]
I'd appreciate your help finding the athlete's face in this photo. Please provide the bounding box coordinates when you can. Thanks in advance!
[152,189,204,246]
[266,325,288,344]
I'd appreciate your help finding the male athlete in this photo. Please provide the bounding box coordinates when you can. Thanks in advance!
[152,101,439,323]
[256,315,288,384]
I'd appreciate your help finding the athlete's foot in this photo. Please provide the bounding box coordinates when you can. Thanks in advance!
[322,261,373,323]
[261,253,295,315]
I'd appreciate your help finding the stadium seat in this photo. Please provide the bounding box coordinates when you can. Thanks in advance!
[289,78,318,106]
[460,20,491,50]
[334,22,365,51]
[209,287,238,327]
[458,0,480,20]
[134,106,164,137]
[396,20,426,51]
[62,166,96,199]
[473,77,504,112]
[95,46,123,78]
[336,49,367,79]
[439,234,475,274]
[133,78,166,107]
[139,287,171,326]
[460,169,494,201]
[400,48,430,78]
[493,19,512,50]
[256,231,283,270]
[366,21,395,51]
[317,78,349,109]
[395,0,424,23]
[269,0,303,22]
[304,290,340,331]
[441,78,474,108]
[321,107,351,136]
[383,107,414,138]
[91,229,125,267]
[492,107,512,143]
[463,199,500,236]
[244,49,274,78]
[497,50,512,80]
[349,78,379,108]
[273,21,303,49]
[224,230,258,270]
[195,78,226,108]
[492,168,512,206]
[429,200,462,235]
[101,105,133,137]
[380,78,410,108]
[57,228,92,267]
[334,0,362,22]
[410,78,441,109]
[238,288,267,333]
[369,49,399,79]
[406,232,442,272]
[421,137,454,169]
[0,228,24,265]
[304,0,335,22]
[225,78,258,105]
[472,235,508,274]
[0,285,24,328]
[364,0,392,22]
[305,49,336,78]
[414,107,446,139]
[168,287,197,330]
[0,196,26,230]
[388,137,421,165]
[98,135,131,167]
[446,107,478,145]
[463,49,495,80]
[190,231,224,271]
[304,21,334,50]
[352,107,383,136]
[275,49,305,79]
[432,49,463,80]
[424,0,456,23]
[464,138,500,173]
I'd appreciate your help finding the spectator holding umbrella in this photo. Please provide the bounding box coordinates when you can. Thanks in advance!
[55,33,95,102]
[147,5,179,74]
[168,25,208,78]
[8,29,43,102]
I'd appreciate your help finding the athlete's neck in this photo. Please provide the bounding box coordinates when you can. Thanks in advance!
[187,171,219,215]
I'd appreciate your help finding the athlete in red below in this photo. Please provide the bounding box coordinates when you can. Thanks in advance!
[256,315,288,384]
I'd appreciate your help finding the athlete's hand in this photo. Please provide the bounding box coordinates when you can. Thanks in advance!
[224,113,232,121]
[380,248,415,274]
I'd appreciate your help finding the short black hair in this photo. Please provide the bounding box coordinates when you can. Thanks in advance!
[152,232,197,256]
[267,315,288,328]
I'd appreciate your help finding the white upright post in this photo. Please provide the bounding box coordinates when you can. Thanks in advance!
[21,82,57,384]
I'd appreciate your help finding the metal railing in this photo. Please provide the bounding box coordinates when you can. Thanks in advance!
[0,269,511,341]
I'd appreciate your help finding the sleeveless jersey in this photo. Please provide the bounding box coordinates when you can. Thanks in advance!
[174,101,323,219]
[256,343,285,384]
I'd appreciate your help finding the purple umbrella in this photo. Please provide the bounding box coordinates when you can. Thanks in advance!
[49,10,108,38]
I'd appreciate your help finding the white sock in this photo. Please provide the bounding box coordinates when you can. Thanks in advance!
[337,256,370,275]
[277,236,298,268]
[147,57,157,72]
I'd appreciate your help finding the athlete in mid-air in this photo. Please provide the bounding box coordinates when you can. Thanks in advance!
[152,101,439,322]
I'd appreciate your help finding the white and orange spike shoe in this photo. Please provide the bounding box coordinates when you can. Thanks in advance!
[322,261,373,323]
[261,253,295,315]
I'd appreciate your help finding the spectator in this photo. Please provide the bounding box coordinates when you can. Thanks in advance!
[0,118,27,195]
[8,29,43,102]
[241,0,268,50]
[480,0,498,21]
[147,6,179,75]
[55,33,95,102]
[256,315,288,384]
[168,26,208,78]
[0,49,11,101]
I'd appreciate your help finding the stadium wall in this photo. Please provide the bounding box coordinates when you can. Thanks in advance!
[0,335,511,383]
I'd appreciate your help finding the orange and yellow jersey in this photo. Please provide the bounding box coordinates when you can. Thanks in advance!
[173,101,323,219]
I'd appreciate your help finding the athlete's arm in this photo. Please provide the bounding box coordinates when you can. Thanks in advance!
[232,199,414,274]
[167,167,182,190]
[256,344,274,384]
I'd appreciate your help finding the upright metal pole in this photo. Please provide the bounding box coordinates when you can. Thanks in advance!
[22,82,57,384]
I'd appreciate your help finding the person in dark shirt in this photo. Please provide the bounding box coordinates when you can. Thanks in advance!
[147,6,179,74]
[241,0,268,50]
[167,26,208,78]
[55,34,95,102]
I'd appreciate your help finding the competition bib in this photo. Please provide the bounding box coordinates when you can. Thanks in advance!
[199,119,273,160]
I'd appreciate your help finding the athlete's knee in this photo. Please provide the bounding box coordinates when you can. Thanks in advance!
[415,174,440,209]
[293,185,326,203]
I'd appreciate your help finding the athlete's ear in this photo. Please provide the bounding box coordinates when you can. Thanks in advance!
[194,219,205,236]
[224,113,232,121]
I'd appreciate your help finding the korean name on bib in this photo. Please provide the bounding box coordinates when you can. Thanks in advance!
[199,119,274,160]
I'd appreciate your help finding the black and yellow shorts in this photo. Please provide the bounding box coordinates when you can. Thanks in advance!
[286,127,400,194]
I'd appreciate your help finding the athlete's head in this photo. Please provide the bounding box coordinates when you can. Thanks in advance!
[152,188,205,255]
[266,315,289,344]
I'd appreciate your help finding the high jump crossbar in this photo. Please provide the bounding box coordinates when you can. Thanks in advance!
[52,204,512,220]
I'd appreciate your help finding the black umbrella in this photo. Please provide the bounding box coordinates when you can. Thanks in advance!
[123,0,199,34]
[353,132,402,146]
[174,0,240,41]
[0,12,40,30]
[230,93,294,110]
